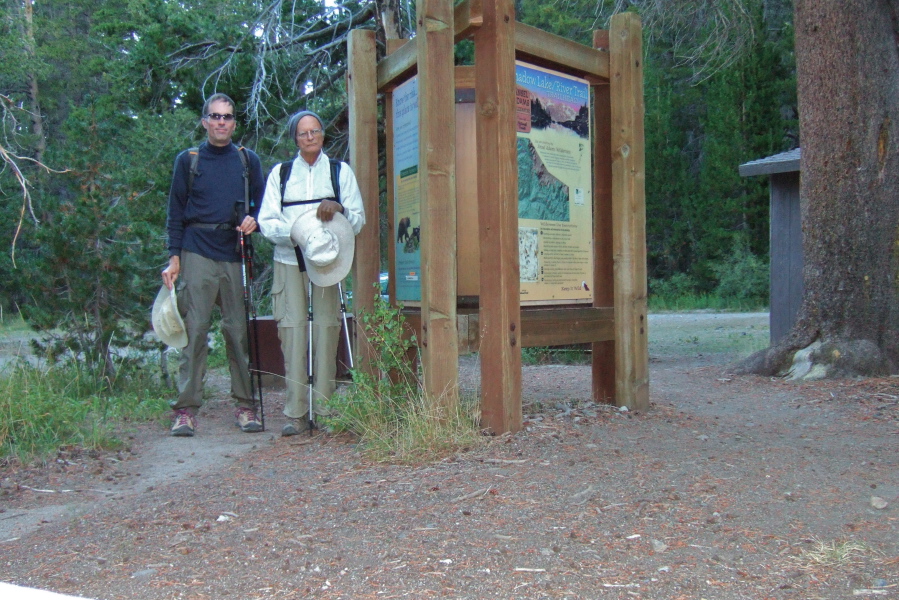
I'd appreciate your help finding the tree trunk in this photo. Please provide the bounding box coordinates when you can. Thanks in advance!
[23,0,46,162]
[735,0,899,379]
[377,0,404,40]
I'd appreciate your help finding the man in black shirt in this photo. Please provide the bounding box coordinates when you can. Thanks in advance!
[162,93,265,437]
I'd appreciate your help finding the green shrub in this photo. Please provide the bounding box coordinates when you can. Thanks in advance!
[324,288,482,462]
[649,272,699,300]
[711,237,769,305]
[648,239,769,312]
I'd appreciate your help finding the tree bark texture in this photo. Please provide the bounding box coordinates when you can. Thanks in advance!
[736,0,899,377]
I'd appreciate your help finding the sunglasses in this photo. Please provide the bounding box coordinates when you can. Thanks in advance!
[205,113,235,122]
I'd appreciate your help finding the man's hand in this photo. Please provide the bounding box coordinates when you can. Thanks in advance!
[162,255,181,290]
[237,215,257,234]
[317,199,343,222]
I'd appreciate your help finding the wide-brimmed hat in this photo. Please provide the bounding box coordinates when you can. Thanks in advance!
[290,207,355,287]
[152,285,188,349]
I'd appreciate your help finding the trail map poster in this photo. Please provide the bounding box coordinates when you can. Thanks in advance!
[392,76,421,303]
[516,62,593,304]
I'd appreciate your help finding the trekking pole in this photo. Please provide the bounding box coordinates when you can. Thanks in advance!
[337,281,353,370]
[307,277,315,435]
[246,233,265,431]
[239,230,265,431]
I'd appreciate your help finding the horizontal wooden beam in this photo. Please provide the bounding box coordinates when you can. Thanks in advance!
[455,65,475,89]
[404,306,615,354]
[515,22,609,80]
[377,38,417,92]
[377,0,481,91]
[520,306,615,347]
[455,0,483,40]
[378,1,608,92]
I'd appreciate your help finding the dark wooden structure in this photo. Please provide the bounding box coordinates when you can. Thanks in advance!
[254,317,354,384]
[739,148,802,343]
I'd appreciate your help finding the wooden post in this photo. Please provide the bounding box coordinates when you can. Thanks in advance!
[474,0,521,433]
[417,0,459,407]
[609,14,649,410]
[348,29,380,376]
[592,30,615,404]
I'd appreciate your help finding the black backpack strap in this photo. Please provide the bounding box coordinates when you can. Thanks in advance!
[278,161,307,272]
[186,145,250,214]
[279,161,293,205]
[187,147,200,198]
[278,158,340,205]
[329,158,341,204]
[279,161,320,207]
[282,199,325,208]
[237,146,250,217]
[281,158,341,274]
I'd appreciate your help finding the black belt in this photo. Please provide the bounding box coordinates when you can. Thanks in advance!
[186,222,233,230]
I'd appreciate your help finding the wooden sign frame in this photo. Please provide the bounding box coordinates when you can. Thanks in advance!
[347,1,648,434]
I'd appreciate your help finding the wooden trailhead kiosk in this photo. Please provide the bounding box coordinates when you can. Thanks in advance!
[345,1,648,435]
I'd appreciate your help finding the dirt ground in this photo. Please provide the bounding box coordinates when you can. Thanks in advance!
[1,312,897,600]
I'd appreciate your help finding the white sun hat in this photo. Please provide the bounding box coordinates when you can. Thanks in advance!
[290,206,355,287]
[151,285,188,349]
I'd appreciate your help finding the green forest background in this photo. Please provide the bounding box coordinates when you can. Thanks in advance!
[0,0,796,363]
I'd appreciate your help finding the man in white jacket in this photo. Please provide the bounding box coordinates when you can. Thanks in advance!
[257,111,365,436]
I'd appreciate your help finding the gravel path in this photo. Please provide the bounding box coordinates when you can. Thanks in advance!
[1,313,897,599]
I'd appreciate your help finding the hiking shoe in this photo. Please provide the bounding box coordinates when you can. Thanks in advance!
[171,410,197,437]
[235,407,263,433]
[281,417,310,437]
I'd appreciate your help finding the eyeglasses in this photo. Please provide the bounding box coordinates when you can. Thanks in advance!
[205,113,235,122]
[297,129,323,139]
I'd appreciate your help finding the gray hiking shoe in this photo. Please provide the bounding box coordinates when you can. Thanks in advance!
[171,409,197,437]
[235,407,263,433]
[281,417,309,437]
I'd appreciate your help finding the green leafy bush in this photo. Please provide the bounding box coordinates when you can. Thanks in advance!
[648,238,769,312]
[324,288,482,463]
[712,237,769,305]
[649,272,700,301]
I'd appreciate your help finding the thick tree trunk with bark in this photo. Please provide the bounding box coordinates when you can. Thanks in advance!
[734,0,899,379]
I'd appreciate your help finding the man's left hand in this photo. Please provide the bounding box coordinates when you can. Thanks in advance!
[317,200,343,222]
[237,215,257,234]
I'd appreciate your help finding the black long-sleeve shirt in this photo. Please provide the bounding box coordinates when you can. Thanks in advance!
[166,142,264,262]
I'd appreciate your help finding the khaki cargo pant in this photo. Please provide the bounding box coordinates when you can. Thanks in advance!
[271,260,340,419]
[173,250,254,413]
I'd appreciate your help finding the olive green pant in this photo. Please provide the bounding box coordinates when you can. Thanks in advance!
[173,250,254,414]
[271,261,340,419]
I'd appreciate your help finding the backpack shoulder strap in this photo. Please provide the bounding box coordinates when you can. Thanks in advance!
[279,159,305,272]
[329,158,341,204]
[278,158,340,209]
[279,161,293,206]
[187,147,200,198]
[237,146,250,215]
[236,145,249,170]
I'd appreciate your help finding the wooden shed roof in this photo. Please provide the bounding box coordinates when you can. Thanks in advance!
[738,148,801,177]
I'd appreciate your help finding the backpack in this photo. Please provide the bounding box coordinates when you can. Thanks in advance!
[185,145,252,226]
[277,157,343,273]
[279,158,341,206]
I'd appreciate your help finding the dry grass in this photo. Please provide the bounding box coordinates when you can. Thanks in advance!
[355,389,485,464]
[790,538,874,570]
